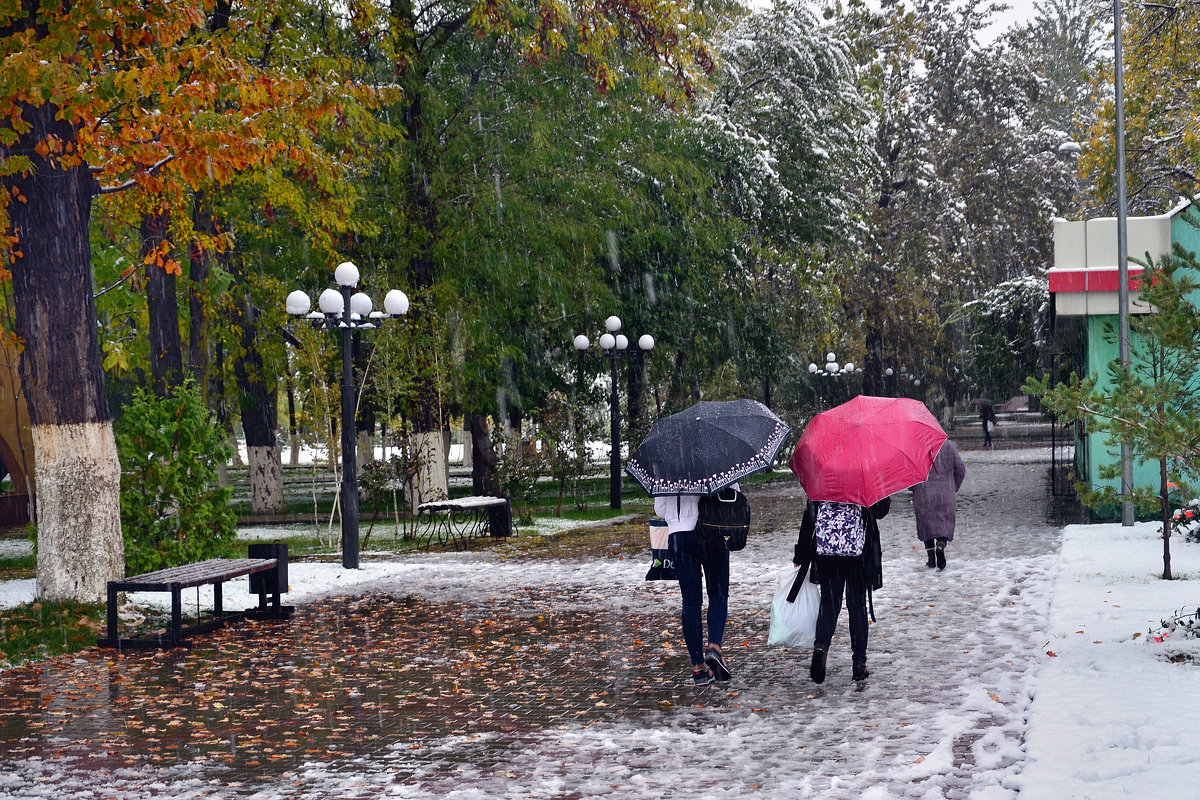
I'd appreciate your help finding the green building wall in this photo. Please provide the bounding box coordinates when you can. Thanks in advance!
[1077,204,1200,506]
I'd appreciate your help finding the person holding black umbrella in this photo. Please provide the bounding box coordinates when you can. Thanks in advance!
[655,484,741,687]
[628,399,791,687]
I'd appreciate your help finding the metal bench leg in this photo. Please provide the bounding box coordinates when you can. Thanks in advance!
[171,589,183,646]
[106,583,119,644]
[214,581,223,618]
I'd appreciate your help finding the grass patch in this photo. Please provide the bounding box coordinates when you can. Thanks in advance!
[0,554,34,580]
[0,600,105,671]
[496,517,647,561]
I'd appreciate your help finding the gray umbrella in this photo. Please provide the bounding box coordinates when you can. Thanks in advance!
[625,399,791,496]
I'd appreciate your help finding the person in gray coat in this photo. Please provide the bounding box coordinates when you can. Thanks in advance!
[911,439,966,570]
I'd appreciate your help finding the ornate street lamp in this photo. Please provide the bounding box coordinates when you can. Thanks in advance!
[285,261,409,569]
[808,352,858,408]
[573,315,654,510]
[884,365,920,398]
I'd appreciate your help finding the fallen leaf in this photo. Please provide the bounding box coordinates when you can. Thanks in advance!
[1046,650,1058,657]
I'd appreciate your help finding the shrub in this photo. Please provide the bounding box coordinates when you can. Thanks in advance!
[115,383,236,574]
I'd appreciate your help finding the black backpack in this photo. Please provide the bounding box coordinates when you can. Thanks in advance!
[697,487,750,551]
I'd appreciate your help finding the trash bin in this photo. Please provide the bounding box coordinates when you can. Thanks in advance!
[248,543,288,595]
[489,500,512,538]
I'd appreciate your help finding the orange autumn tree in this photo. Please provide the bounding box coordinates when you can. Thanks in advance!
[0,0,385,602]
[92,4,392,518]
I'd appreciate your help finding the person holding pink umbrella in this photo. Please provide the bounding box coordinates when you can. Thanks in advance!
[793,496,890,684]
[787,395,947,683]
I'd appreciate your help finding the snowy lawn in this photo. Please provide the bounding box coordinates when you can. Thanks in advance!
[1019,521,1200,799]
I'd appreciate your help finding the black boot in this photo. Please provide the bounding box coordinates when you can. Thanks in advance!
[810,648,827,684]
[852,659,869,682]
[936,540,947,570]
[925,544,936,568]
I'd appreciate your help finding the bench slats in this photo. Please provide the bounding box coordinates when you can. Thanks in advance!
[417,496,508,512]
[110,558,278,592]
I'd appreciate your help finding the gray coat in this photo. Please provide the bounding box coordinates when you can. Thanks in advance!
[911,440,966,542]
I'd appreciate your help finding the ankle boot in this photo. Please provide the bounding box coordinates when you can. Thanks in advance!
[810,648,827,684]
[852,659,869,682]
[925,546,936,568]
[935,541,947,570]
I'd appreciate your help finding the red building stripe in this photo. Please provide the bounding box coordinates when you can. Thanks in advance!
[1048,267,1144,294]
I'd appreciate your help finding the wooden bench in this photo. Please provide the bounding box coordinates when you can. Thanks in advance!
[415,495,511,549]
[97,552,293,650]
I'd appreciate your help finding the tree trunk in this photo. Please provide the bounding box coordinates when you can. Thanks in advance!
[3,100,124,602]
[143,210,185,396]
[1160,457,1173,580]
[189,193,215,392]
[232,279,283,514]
[285,371,300,466]
[470,414,498,495]
[391,4,451,505]
[863,327,885,397]
[626,348,646,428]
[411,431,447,506]
[461,417,474,469]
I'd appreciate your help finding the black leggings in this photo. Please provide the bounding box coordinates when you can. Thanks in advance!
[814,559,868,662]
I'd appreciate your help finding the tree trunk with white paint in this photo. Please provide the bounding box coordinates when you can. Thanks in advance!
[2,93,125,602]
[412,431,448,507]
[461,418,474,470]
[247,444,284,515]
[357,429,374,471]
[233,287,283,514]
[33,425,124,601]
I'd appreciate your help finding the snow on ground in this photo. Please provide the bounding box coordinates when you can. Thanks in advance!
[1019,520,1200,799]
[2,446,1200,797]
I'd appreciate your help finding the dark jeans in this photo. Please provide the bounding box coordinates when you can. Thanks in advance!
[674,531,730,667]
[814,559,868,663]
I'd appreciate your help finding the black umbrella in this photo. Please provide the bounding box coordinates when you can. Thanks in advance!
[625,399,792,496]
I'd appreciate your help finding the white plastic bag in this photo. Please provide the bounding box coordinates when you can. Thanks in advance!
[767,565,821,648]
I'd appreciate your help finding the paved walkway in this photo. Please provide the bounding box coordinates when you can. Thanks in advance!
[0,447,1068,799]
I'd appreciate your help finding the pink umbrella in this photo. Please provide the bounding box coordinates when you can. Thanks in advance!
[788,395,947,507]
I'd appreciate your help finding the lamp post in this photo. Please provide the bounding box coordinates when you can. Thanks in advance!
[884,365,920,398]
[808,352,858,408]
[1114,0,1134,526]
[573,315,654,510]
[285,261,409,569]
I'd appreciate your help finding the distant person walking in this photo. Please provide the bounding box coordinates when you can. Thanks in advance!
[793,497,890,684]
[978,398,997,447]
[912,439,966,570]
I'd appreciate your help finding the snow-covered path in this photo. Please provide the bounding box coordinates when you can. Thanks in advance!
[0,447,1062,799]
[379,448,1059,800]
